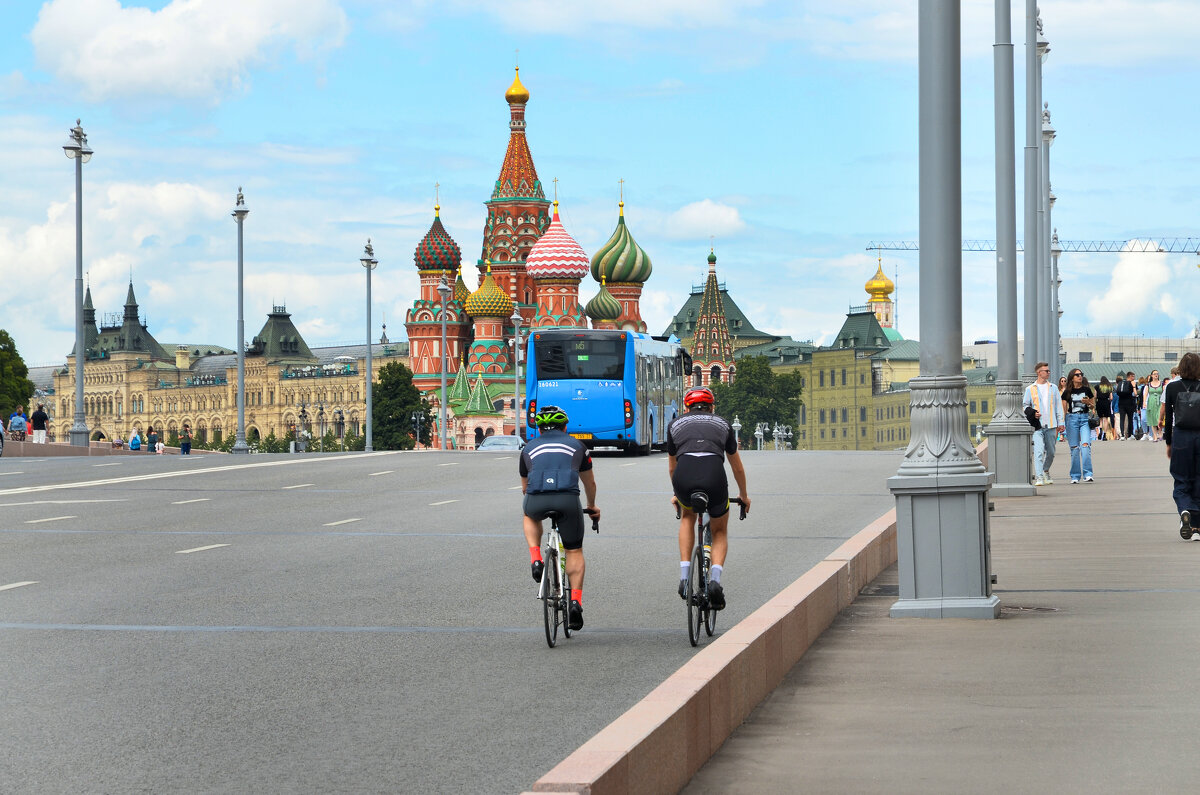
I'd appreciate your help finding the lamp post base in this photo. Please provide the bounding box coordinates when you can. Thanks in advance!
[230,440,250,455]
[69,424,90,448]
[985,379,1036,497]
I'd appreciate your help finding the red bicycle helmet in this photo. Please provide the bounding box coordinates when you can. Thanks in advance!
[684,386,715,408]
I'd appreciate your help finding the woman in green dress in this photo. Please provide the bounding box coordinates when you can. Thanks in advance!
[1144,369,1164,442]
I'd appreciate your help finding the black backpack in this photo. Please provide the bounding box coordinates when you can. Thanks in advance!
[1176,381,1200,430]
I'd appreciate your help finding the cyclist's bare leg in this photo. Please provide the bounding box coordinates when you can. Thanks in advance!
[710,512,730,566]
[565,548,585,590]
[523,516,543,554]
[677,508,697,561]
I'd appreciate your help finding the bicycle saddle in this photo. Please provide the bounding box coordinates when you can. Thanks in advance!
[689,491,710,511]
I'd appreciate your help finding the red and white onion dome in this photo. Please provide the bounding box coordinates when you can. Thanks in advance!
[524,202,589,280]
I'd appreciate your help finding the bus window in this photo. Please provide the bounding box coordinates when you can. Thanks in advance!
[535,337,625,379]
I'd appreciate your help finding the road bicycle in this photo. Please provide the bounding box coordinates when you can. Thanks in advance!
[538,507,599,648]
[677,493,747,647]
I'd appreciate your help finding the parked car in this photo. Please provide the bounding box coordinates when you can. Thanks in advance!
[476,435,524,451]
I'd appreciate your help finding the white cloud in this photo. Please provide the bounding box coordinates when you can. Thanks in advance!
[30,0,348,102]
[1086,248,1173,329]
[663,199,746,241]
[469,0,767,34]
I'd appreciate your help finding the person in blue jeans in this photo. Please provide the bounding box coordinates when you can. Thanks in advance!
[1023,362,1064,486]
[1061,368,1096,483]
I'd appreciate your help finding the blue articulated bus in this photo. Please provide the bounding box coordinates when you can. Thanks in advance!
[524,329,691,454]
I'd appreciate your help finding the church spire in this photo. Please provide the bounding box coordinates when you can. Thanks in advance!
[689,248,735,385]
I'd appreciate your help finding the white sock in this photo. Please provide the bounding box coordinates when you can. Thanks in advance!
[680,561,690,580]
[710,564,723,584]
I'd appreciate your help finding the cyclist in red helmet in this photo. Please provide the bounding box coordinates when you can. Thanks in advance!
[666,386,750,610]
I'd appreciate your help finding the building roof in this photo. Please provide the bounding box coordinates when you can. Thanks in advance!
[734,336,817,365]
[584,277,622,321]
[823,310,890,352]
[590,203,652,284]
[464,269,515,318]
[525,203,589,280]
[689,251,735,365]
[871,339,921,361]
[413,208,462,272]
[248,306,315,363]
[664,284,773,343]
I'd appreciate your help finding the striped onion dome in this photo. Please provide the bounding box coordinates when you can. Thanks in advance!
[413,206,462,271]
[463,265,514,318]
[525,202,589,280]
[453,266,470,304]
[584,276,622,321]
[590,201,652,284]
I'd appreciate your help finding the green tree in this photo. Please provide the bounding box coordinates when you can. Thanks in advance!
[0,330,35,420]
[710,356,804,447]
[371,361,433,450]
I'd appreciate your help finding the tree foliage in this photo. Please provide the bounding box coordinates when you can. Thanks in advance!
[371,361,433,450]
[710,356,804,447]
[0,330,35,420]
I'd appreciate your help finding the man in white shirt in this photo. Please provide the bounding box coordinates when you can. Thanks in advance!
[1023,361,1065,486]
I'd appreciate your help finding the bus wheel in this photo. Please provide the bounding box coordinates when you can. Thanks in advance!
[638,439,651,456]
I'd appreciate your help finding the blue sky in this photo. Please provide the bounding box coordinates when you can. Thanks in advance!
[3,0,1199,366]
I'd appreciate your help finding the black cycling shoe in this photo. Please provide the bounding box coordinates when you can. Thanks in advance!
[678,578,688,600]
[568,600,584,630]
[706,581,726,611]
[1181,511,1194,541]
[531,560,544,583]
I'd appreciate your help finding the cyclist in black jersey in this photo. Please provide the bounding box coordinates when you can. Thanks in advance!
[520,405,600,631]
[666,386,750,610]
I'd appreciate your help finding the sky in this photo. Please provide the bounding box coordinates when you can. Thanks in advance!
[2,0,1199,367]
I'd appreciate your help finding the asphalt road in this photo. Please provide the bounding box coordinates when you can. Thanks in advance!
[0,447,902,794]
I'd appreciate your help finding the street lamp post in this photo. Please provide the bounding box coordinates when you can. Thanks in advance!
[334,409,344,451]
[437,275,452,449]
[361,240,378,452]
[411,410,424,448]
[731,415,742,448]
[1022,1,1041,377]
[510,307,523,437]
[317,403,325,452]
[297,403,308,453]
[63,119,92,448]
[754,422,768,451]
[231,188,250,454]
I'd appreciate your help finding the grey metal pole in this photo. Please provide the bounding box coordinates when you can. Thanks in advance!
[1035,16,1051,368]
[1052,227,1062,376]
[889,0,998,619]
[510,307,522,437]
[986,0,1035,497]
[1042,108,1057,381]
[231,189,250,454]
[64,120,91,448]
[1022,0,1039,376]
[361,240,378,452]
[437,276,451,449]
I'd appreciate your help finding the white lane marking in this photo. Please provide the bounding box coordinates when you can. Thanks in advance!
[429,499,459,506]
[0,450,404,497]
[324,518,362,526]
[495,456,512,460]
[0,472,25,476]
[0,581,38,592]
[172,498,211,505]
[0,499,125,507]
[175,544,230,555]
[437,462,460,467]
[368,471,394,477]
[508,485,522,490]
[25,516,77,524]
[282,483,315,490]
[93,463,123,467]
[621,462,637,467]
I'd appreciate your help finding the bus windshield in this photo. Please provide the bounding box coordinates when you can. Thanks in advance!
[535,337,625,380]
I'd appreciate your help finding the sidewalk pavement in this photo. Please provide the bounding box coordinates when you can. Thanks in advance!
[686,436,1200,793]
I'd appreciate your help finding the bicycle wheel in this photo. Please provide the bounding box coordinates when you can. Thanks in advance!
[561,565,572,639]
[687,545,703,646]
[543,549,559,648]
[704,557,717,637]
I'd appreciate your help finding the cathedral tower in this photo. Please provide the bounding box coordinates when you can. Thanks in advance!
[406,203,471,389]
[689,250,736,385]
[526,200,589,328]
[589,199,652,332]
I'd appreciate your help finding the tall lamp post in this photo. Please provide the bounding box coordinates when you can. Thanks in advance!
[509,307,523,436]
[361,240,378,452]
[731,415,742,449]
[317,403,325,452]
[231,188,250,454]
[63,119,92,448]
[437,275,452,449]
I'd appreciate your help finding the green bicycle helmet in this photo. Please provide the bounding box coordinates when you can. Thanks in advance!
[534,405,569,429]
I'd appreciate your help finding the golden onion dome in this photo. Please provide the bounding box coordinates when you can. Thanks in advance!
[865,262,895,301]
[505,66,529,105]
[464,264,514,318]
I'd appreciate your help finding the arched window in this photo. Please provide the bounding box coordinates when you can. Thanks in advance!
[692,365,702,387]
[711,365,722,383]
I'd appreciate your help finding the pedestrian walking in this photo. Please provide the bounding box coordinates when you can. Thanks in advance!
[1115,371,1137,440]
[1061,368,1096,484]
[30,403,49,444]
[180,424,192,455]
[1144,370,1165,442]
[147,427,158,453]
[7,406,27,441]
[1164,353,1200,539]
[1095,376,1115,441]
[1023,362,1064,486]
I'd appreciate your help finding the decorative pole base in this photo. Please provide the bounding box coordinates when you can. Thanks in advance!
[230,440,250,455]
[985,379,1035,496]
[69,423,90,448]
[889,375,999,619]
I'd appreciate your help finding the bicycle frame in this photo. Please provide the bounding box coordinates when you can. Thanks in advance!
[538,521,567,602]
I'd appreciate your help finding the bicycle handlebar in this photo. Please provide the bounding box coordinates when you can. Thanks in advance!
[673,497,749,520]
[584,507,600,533]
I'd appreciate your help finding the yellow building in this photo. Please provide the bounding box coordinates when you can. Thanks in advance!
[46,283,408,445]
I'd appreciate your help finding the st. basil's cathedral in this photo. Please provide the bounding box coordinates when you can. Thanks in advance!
[404,68,664,447]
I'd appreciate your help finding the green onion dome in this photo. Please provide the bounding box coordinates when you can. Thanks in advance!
[464,265,514,318]
[584,276,622,321]
[590,201,652,284]
[453,266,470,304]
[413,206,462,271]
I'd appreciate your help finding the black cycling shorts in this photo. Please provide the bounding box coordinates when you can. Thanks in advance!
[672,455,730,518]
[523,492,585,549]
